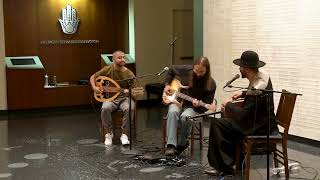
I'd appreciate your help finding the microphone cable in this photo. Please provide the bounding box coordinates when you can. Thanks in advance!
[287,158,319,180]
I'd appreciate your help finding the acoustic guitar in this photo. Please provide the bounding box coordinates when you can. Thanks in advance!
[94,76,144,102]
[162,78,212,110]
[222,98,244,118]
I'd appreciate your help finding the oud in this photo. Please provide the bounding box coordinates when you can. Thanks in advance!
[94,76,143,102]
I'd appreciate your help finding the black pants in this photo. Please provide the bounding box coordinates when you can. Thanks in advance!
[207,118,244,174]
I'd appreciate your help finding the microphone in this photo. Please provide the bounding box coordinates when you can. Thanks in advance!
[170,36,179,45]
[223,74,240,88]
[157,67,169,76]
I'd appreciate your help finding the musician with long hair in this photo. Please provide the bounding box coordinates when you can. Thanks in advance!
[90,50,137,146]
[163,57,217,156]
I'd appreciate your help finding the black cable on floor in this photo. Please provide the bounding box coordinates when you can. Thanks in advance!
[90,99,99,114]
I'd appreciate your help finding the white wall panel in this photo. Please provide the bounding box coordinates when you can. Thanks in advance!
[204,0,320,141]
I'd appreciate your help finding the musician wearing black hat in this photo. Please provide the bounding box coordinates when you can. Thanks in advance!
[206,50,279,176]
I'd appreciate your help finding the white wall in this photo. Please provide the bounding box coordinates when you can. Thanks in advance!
[134,0,192,94]
[204,0,320,141]
[203,0,235,111]
[0,0,6,110]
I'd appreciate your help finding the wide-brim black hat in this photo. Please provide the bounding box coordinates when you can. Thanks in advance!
[233,50,265,68]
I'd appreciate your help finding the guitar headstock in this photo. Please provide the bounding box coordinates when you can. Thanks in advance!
[132,87,144,97]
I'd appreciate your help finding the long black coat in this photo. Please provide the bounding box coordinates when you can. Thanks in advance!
[207,76,279,174]
[225,78,278,135]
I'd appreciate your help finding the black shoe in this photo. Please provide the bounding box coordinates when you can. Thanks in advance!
[204,169,223,176]
[222,170,235,177]
[174,142,189,155]
[165,145,175,156]
[204,168,234,177]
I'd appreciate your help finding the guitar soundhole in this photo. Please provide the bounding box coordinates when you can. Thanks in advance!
[102,92,110,98]
[102,80,110,87]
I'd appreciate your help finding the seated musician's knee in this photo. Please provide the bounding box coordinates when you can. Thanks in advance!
[167,111,178,117]
[180,114,190,123]
[167,108,179,116]
[167,104,180,114]
[101,107,112,114]
[122,107,134,114]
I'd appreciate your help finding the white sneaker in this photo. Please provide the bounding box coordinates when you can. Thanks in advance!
[104,133,113,146]
[120,134,130,145]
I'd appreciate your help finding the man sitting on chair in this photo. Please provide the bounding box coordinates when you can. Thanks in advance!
[163,56,217,156]
[90,50,137,146]
[206,50,279,176]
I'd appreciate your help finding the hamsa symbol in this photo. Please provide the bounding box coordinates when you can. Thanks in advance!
[59,4,80,34]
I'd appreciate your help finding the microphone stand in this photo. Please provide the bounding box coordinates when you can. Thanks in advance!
[187,111,222,122]
[117,72,164,83]
[117,71,167,154]
[169,36,178,66]
[228,85,302,96]
[228,85,301,180]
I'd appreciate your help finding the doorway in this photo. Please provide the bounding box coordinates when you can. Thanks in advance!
[172,9,194,65]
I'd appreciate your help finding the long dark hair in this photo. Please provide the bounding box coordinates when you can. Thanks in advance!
[189,56,212,91]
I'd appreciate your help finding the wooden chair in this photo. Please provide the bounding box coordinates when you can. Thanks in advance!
[239,89,297,180]
[99,101,137,144]
[145,83,165,99]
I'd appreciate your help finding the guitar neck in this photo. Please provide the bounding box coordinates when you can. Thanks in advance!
[176,92,210,108]
[103,86,122,93]
[102,86,143,95]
